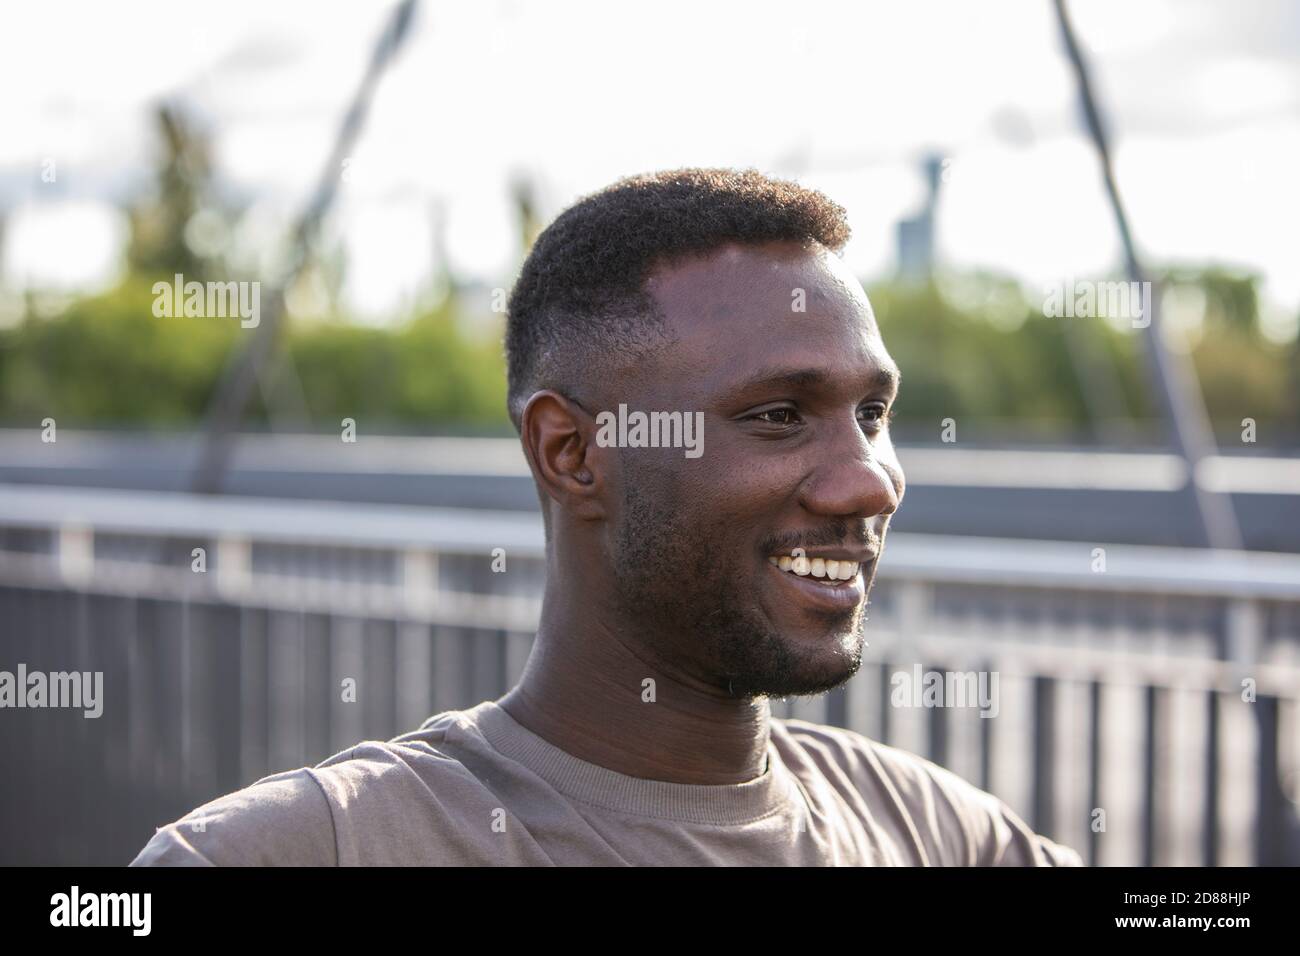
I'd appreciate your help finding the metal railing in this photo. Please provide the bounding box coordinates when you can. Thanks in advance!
[1,483,1297,865]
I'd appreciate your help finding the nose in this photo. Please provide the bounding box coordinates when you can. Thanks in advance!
[796,415,903,520]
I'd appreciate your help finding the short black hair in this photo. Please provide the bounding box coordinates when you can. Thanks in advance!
[504,167,852,427]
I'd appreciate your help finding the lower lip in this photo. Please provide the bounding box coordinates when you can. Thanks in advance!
[766,560,869,611]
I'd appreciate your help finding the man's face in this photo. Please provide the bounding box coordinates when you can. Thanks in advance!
[601,240,904,700]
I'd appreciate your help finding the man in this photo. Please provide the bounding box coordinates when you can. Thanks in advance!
[133,167,1082,866]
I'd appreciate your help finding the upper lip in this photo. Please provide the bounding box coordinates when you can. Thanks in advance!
[769,547,879,563]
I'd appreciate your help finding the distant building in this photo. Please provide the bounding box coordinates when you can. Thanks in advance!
[896,153,945,280]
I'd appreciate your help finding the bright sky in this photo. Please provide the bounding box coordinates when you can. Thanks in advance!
[3,0,1297,332]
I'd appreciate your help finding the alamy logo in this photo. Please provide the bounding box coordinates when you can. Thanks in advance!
[595,403,704,459]
[50,886,150,936]
[890,665,999,718]
[152,273,261,328]
[0,663,102,718]
[1043,279,1150,328]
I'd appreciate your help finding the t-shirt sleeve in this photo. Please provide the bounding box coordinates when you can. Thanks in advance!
[129,768,338,866]
[978,792,1085,866]
[893,747,1085,867]
[786,720,1086,867]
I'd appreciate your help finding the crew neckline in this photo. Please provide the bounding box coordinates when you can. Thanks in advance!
[464,700,796,825]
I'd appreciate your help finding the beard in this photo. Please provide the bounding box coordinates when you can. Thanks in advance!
[610,460,866,701]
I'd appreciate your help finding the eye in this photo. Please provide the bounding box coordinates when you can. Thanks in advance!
[858,403,890,430]
[751,407,801,427]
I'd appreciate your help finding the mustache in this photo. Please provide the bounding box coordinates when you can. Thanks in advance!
[760,521,883,556]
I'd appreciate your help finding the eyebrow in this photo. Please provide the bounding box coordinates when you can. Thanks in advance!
[729,364,901,397]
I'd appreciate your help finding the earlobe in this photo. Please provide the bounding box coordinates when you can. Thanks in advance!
[520,390,607,518]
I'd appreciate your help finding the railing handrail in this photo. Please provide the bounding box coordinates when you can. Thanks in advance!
[2,483,1299,599]
[0,482,542,553]
[4,429,1299,492]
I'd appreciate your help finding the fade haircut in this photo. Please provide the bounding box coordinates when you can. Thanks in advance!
[504,167,852,428]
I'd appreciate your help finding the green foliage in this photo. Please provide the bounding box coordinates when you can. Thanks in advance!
[8,101,1289,442]
[0,266,1292,444]
[1165,264,1260,336]
[869,269,1296,443]
[0,278,508,430]
[285,307,507,429]
[0,278,240,425]
[1191,329,1292,431]
[869,275,1145,438]
[127,106,224,281]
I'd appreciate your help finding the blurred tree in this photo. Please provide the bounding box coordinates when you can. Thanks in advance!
[126,104,227,281]
[0,117,1293,449]
[0,281,508,429]
[284,299,507,430]
[1182,266,1260,336]
[868,275,1146,442]
[0,277,240,424]
[510,173,542,254]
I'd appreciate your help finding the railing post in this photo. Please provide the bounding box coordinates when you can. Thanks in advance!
[892,580,929,757]
[402,547,437,618]
[1143,684,1161,866]
[1204,689,1219,866]
[1256,695,1284,866]
[1033,676,1057,835]
[1225,597,1263,664]
[57,523,94,586]
[1222,595,1282,866]
[1087,679,1102,867]
[215,535,252,600]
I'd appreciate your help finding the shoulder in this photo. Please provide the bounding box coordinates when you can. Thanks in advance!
[130,766,336,866]
[132,711,488,867]
[773,718,1084,867]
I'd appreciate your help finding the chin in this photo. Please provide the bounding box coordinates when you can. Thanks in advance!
[728,624,866,701]
[783,639,865,698]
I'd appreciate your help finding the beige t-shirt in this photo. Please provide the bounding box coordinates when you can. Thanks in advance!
[130,699,1083,866]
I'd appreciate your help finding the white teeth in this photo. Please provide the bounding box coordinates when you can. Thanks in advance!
[769,554,861,582]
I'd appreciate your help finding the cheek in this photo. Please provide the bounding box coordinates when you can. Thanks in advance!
[704,457,805,541]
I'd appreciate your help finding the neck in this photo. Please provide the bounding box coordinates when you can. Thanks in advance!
[496,587,771,785]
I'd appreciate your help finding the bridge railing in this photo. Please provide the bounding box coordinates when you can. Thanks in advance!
[0,483,1297,865]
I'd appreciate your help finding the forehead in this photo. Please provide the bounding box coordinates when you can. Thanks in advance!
[643,241,891,388]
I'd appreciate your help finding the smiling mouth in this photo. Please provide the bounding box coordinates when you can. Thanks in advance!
[767,553,861,586]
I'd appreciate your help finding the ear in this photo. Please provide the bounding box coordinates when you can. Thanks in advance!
[519,390,610,522]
